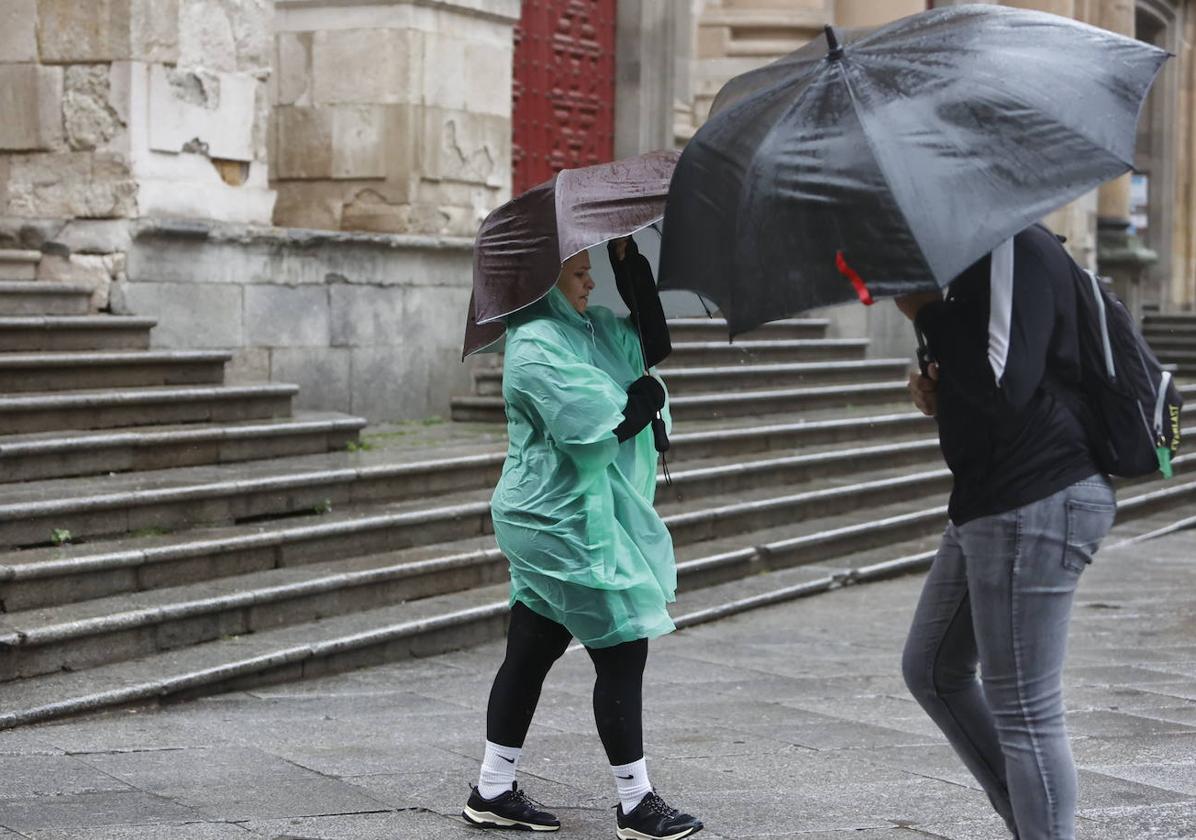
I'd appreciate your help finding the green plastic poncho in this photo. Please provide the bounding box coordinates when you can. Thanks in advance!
[492,286,676,648]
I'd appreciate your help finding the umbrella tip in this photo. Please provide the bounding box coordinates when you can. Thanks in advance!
[823,25,844,60]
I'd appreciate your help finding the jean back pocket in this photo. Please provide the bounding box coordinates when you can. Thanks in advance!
[1063,499,1117,572]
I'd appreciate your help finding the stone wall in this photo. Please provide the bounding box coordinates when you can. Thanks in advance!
[114,221,478,421]
[271,0,520,236]
[0,0,276,309]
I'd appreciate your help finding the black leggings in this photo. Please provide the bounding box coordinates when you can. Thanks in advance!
[486,601,648,766]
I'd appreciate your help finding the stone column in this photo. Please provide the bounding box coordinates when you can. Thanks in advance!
[1090,0,1156,318]
[271,0,520,235]
[1164,3,1195,312]
[1001,0,1075,15]
[835,0,926,28]
[615,0,685,157]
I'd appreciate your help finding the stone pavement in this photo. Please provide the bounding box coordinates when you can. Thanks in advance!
[0,528,1192,839]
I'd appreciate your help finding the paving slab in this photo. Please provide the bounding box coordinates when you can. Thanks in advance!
[5,528,1193,838]
[24,823,252,840]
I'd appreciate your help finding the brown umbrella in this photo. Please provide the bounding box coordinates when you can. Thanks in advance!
[462,150,679,358]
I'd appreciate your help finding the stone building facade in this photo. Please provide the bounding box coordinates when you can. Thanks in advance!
[1,0,1193,420]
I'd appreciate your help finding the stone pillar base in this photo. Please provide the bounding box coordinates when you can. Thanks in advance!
[1097,221,1158,322]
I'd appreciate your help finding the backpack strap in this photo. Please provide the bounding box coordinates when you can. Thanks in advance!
[987,238,1015,385]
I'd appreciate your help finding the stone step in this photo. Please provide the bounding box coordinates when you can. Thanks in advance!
[1144,328,1196,343]
[1153,352,1196,375]
[3,474,1193,729]
[0,581,512,729]
[0,316,156,352]
[670,536,945,632]
[0,412,368,483]
[663,338,870,367]
[473,359,911,397]
[453,380,912,423]
[665,318,829,343]
[0,421,944,552]
[0,434,948,609]
[1142,314,1196,328]
[0,483,955,683]
[0,350,231,393]
[0,383,297,435]
[669,410,935,460]
[0,251,41,283]
[0,283,91,317]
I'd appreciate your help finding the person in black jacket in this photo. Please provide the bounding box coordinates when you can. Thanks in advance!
[895,225,1116,840]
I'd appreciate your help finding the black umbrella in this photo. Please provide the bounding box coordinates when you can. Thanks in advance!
[657,5,1168,337]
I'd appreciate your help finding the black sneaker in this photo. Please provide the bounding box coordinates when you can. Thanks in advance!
[616,791,703,840]
[462,782,561,832]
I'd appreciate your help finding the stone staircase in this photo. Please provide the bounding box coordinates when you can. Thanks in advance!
[1143,312,1196,377]
[0,288,1193,730]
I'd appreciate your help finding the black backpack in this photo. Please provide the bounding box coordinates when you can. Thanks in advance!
[1072,266,1183,478]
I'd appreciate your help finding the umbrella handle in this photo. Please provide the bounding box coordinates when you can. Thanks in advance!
[915,325,934,378]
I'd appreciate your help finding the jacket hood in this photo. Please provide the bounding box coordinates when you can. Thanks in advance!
[510,286,592,331]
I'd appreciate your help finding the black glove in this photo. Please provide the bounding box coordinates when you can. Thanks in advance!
[608,238,671,368]
[613,375,666,443]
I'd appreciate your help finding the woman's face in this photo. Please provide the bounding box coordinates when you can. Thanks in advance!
[557,251,595,314]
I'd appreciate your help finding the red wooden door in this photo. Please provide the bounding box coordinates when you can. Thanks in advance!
[512,0,617,193]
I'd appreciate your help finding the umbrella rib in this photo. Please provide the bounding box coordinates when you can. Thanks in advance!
[832,60,936,285]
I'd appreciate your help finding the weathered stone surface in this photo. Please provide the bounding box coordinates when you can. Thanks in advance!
[37,0,131,62]
[350,345,430,421]
[177,0,270,73]
[177,0,241,74]
[147,64,257,162]
[5,152,136,218]
[224,346,269,384]
[0,64,64,151]
[244,284,331,347]
[424,34,511,118]
[0,250,38,281]
[36,253,119,309]
[0,0,38,63]
[329,284,406,347]
[0,754,133,798]
[271,347,351,411]
[331,105,391,180]
[311,28,421,106]
[112,281,242,348]
[0,789,198,832]
[271,180,344,230]
[129,0,181,64]
[272,106,333,180]
[134,157,275,225]
[420,107,508,188]
[64,65,125,152]
[57,219,134,254]
[0,218,59,250]
[275,31,313,106]
[37,0,178,63]
[339,189,410,234]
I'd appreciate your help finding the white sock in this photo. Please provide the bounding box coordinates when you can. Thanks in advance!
[477,741,521,800]
[611,757,652,814]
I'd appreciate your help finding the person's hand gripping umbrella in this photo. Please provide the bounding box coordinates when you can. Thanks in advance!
[608,236,671,456]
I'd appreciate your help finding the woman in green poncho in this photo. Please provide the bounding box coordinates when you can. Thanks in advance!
[462,239,704,840]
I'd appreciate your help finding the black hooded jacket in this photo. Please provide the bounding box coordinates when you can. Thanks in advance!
[915,225,1100,525]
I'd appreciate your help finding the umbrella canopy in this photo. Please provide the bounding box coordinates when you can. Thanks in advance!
[656,5,1169,337]
[463,150,680,357]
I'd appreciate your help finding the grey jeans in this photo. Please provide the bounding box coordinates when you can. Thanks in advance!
[902,475,1116,840]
